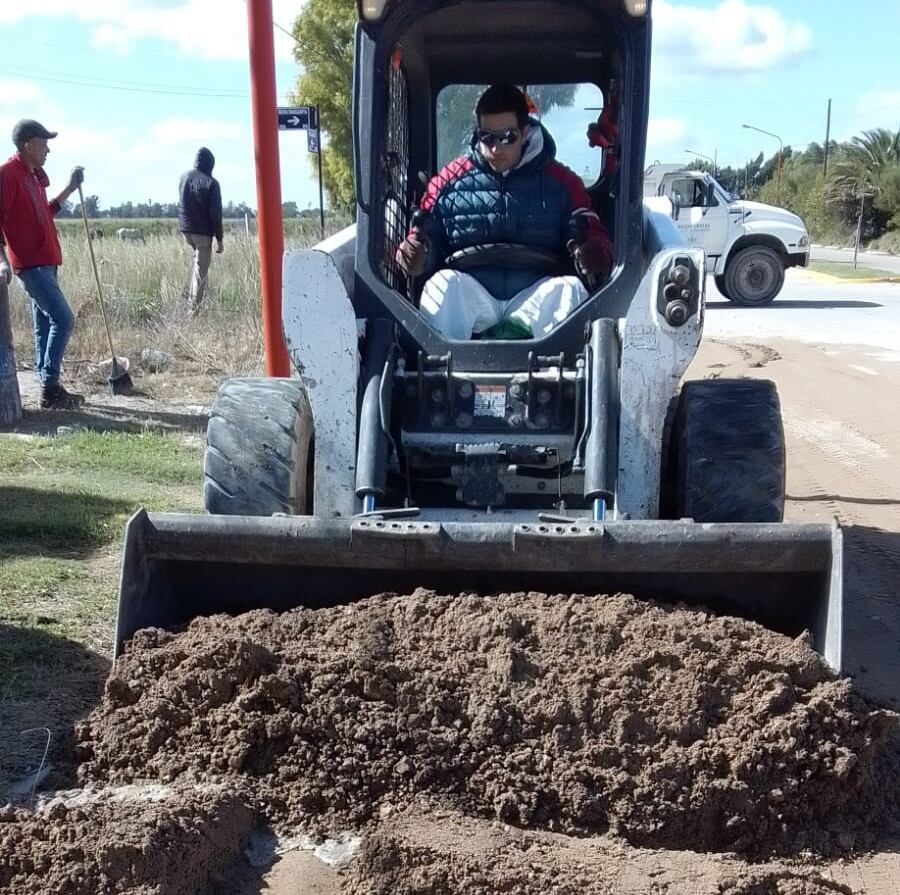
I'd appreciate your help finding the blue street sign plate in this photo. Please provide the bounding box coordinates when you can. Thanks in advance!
[277,106,318,130]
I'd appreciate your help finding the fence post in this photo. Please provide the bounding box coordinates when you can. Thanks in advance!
[0,277,23,426]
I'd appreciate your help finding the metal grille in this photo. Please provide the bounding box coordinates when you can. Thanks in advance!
[381,59,410,294]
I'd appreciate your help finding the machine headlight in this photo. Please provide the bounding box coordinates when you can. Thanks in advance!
[358,0,389,21]
[623,0,649,14]
[798,234,809,248]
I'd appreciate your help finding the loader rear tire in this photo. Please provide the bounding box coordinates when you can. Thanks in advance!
[669,378,785,523]
[204,377,313,516]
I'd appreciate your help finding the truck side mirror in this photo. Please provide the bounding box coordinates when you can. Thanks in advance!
[705,182,716,208]
[671,198,681,221]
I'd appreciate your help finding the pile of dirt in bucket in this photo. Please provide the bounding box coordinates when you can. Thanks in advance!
[1,590,897,894]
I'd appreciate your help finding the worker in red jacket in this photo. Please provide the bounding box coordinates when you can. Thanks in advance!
[0,119,85,409]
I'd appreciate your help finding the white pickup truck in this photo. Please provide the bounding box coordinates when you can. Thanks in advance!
[644,164,810,306]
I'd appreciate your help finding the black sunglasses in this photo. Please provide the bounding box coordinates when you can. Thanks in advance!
[477,127,521,147]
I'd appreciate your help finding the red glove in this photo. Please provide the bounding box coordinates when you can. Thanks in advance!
[395,235,427,276]
[573,234,612,279]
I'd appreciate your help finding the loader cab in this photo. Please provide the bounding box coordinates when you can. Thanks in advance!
[351,0,653,366]
[281,0,703,525]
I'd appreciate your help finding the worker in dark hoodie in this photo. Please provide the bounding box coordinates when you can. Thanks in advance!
[178,147,223,314]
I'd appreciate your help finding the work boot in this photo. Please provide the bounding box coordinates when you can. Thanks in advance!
[40,382,85,410]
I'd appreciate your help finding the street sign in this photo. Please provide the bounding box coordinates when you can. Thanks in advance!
[277,106,318,131]
[277,104,325,240]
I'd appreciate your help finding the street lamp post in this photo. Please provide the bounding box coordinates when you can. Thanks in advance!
[742,123,783,205]
[684,149,717,177]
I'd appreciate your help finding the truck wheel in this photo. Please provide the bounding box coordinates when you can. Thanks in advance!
[724,246,785,306]
[667,378,785,522]
[204,378,313,516]
[714,274,731,300]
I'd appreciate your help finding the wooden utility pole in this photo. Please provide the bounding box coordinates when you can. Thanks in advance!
[823,98,832,176]
[0,278,23,426]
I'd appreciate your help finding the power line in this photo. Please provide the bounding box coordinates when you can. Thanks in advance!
[0,65,246,97]
[0,66,295,103]
[0,68,250,99]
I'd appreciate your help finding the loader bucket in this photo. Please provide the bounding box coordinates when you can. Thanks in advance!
[115,511,843,670]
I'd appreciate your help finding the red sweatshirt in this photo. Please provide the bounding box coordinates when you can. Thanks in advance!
[0,154,63,272]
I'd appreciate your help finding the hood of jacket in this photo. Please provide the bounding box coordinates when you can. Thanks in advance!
[469,117,556,175]
[195,147,215,174]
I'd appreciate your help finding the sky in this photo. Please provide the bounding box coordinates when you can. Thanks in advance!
[1,0,899,211]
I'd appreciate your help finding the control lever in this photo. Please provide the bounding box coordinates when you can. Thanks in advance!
[566,212,600,290]
[406,203,433,302]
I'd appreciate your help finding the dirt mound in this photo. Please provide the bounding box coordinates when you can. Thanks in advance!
[340,803,858,895]
[0,783,254,894]
[74,591,897,857]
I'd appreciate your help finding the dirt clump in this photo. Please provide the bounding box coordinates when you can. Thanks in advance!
[340,802,861,895]
[0,783,255,894]
[74,591,897,857]
[716,871,853,895]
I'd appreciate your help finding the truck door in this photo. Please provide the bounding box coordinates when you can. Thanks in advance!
[664,176,728,272]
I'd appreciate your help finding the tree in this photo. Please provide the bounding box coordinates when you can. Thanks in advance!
[829,128,900,235]
[282,201,300,218]
[291,0,357,212]
[0,279,22,426]
[74,194,101,217]
[291,1,580,211]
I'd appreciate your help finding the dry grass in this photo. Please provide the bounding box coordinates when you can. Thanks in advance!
[7,227,340,380]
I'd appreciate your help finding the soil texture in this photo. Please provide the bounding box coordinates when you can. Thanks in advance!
[8,589,896,893]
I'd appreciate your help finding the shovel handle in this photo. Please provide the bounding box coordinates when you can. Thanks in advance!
[77,183,117,358]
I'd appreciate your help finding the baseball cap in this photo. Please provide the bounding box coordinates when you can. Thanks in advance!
[12,119,58,147]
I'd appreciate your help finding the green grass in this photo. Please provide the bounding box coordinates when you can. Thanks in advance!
[0,431,202,548]
[809,260,897,279]
[0,427,205,790]
[0,429,202,630]
[0,429,202,482]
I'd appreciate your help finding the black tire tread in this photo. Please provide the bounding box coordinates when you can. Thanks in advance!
[724,245,785,307]
[203,377,313,516]
[714,273,731,301]
[672,378,785,523]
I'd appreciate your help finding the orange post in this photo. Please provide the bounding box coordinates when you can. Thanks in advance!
[247,0,290,376]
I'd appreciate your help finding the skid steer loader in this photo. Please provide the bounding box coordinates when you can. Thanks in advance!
[116,0,842,668]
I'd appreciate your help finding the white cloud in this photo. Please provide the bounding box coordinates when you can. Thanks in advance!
[0,79,44,105]
[645,116,695,166]
[648,116,687,145]
[854,90,900,118]
[1,1,302,61]
[654,0,812,76]
[150,117,243,147]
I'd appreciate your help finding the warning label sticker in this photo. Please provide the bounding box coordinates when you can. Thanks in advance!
[473,385,507,418]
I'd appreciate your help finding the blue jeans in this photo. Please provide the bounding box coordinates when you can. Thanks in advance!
[18,265,75,386]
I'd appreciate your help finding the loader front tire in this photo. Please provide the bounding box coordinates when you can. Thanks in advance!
[669,378,785,523]
[204,378,313,516]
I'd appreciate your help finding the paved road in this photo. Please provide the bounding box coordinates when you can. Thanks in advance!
[704,268,900,355]
[811,244,900,275]
[694,270,900,710]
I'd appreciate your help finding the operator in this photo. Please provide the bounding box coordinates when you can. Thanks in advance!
[395,83,613,340]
